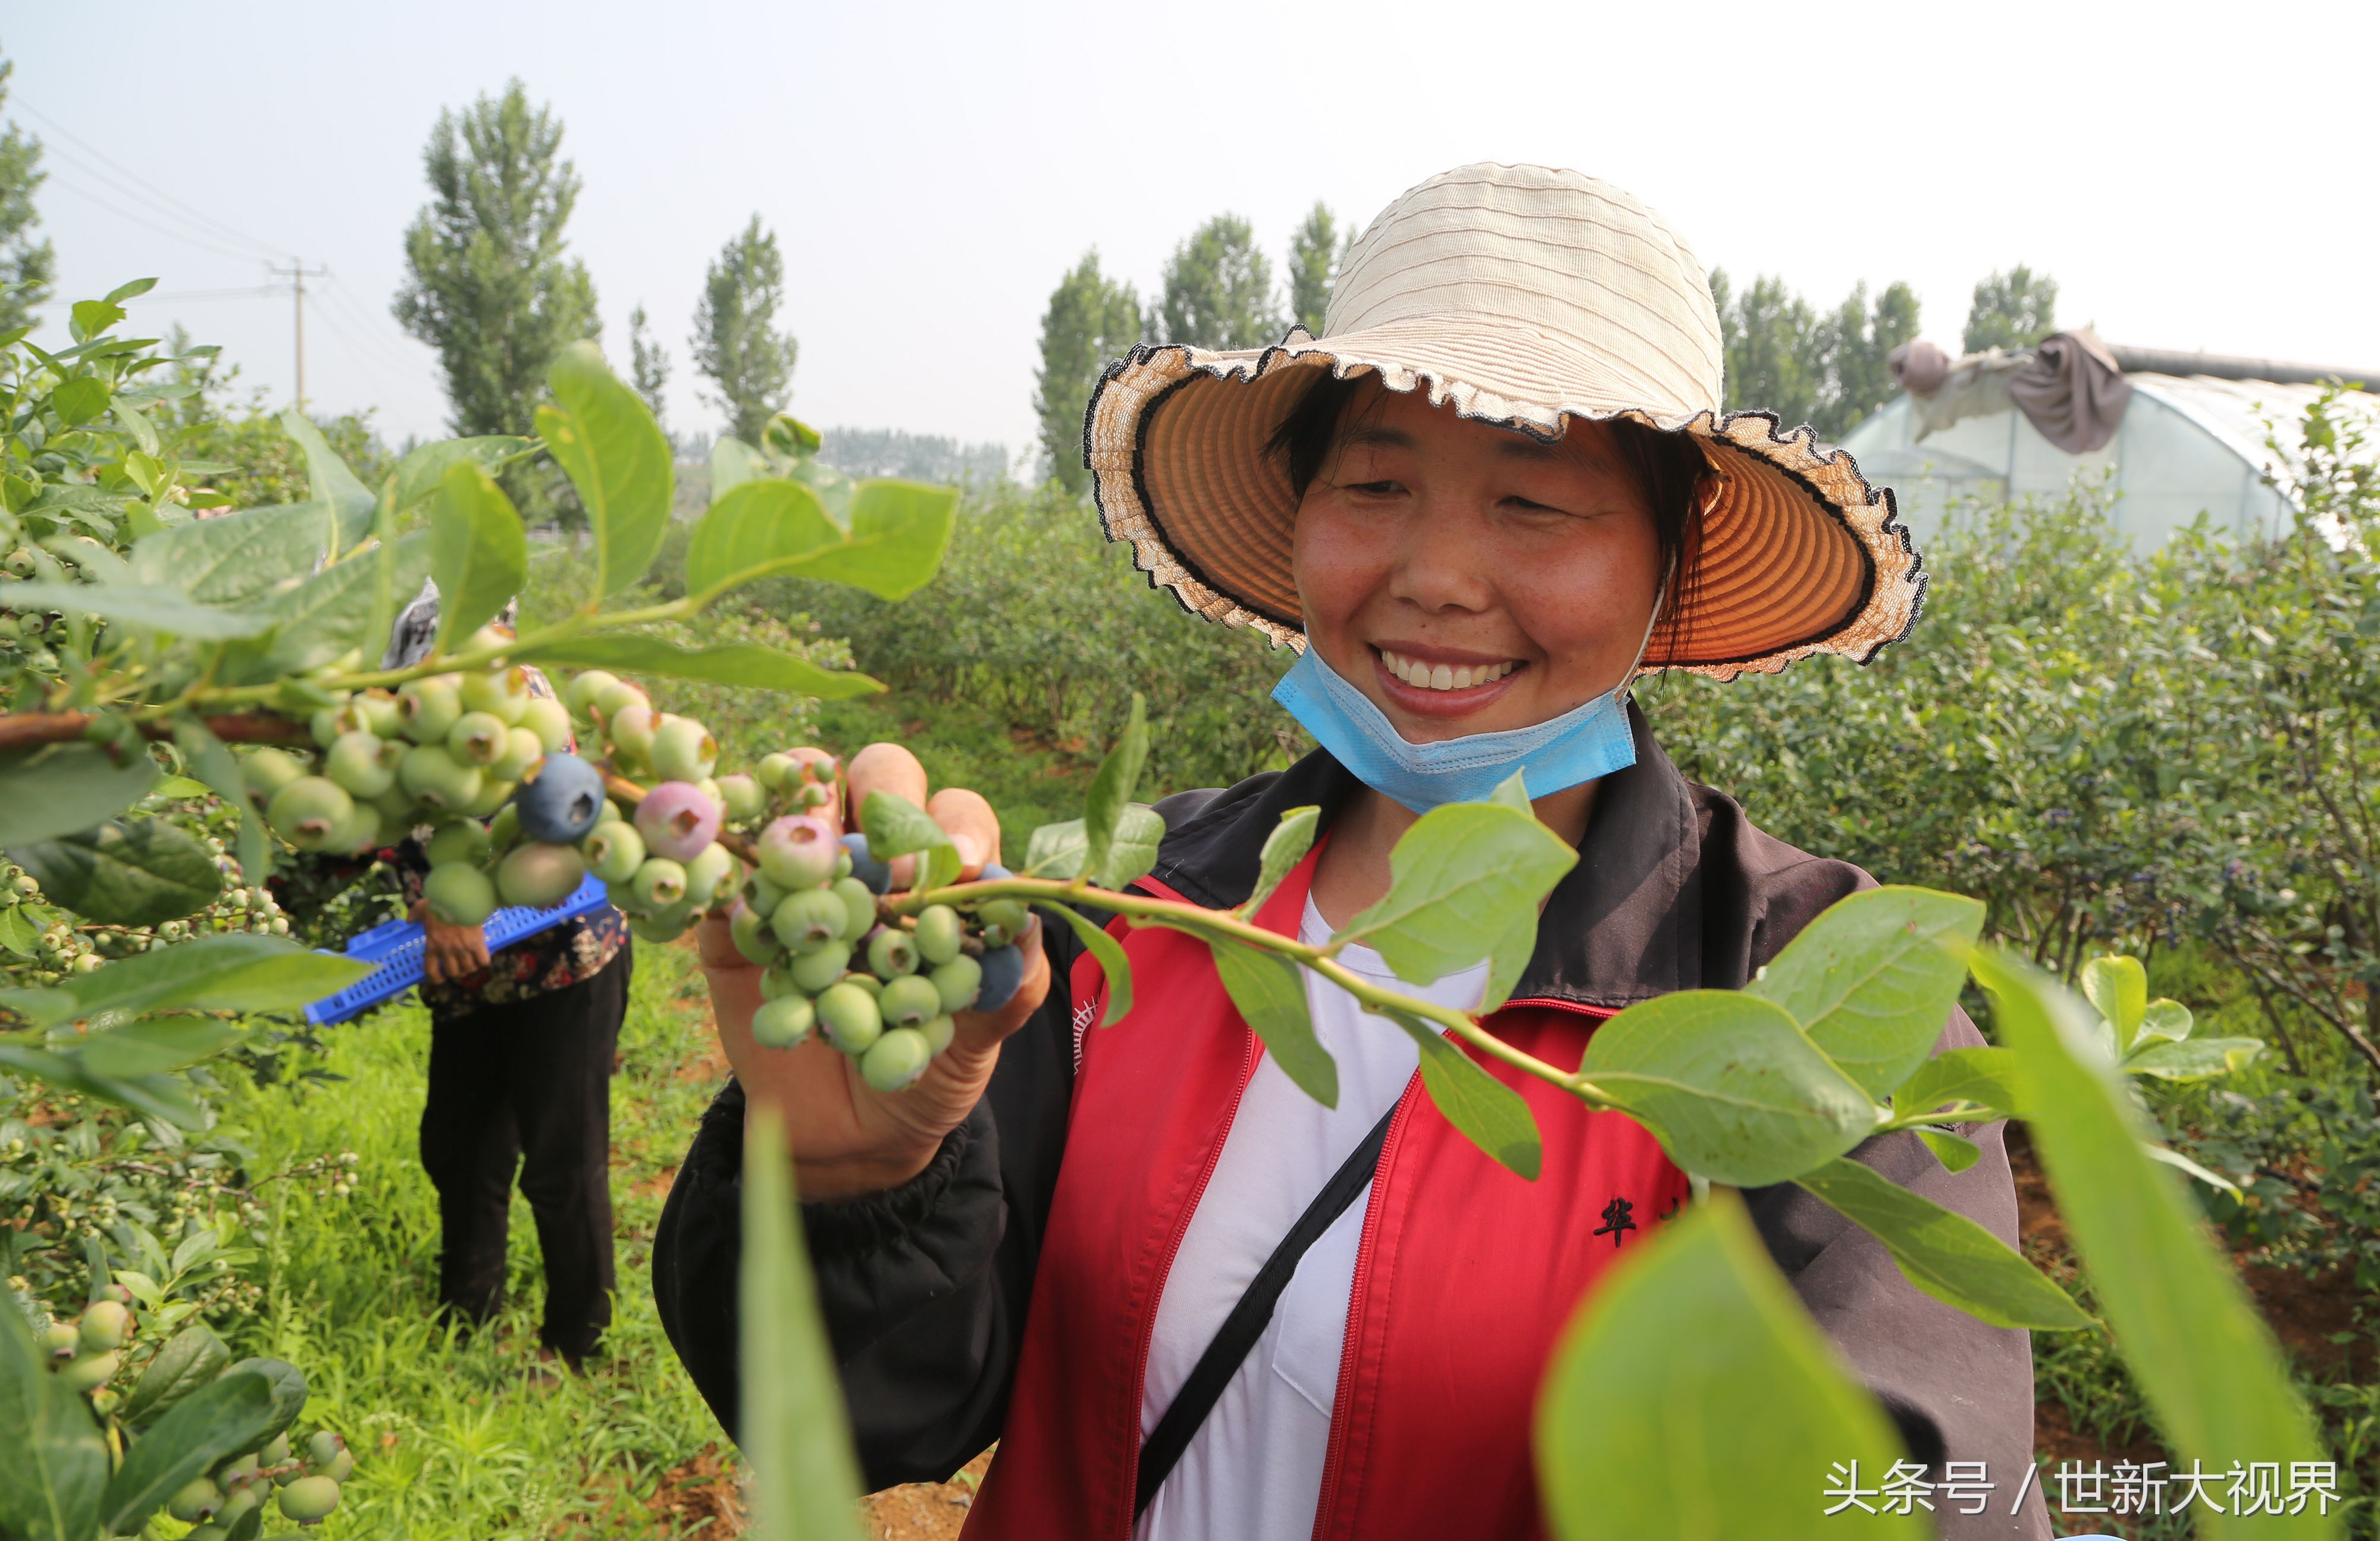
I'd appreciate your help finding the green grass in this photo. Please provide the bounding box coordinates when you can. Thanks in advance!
[196,940,735,1540]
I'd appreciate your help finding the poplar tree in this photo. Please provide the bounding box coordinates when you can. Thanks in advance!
[690,216,799,446]
[1158,214,1278,350]
[393,80,599,437]
[0,56,55,334]
[628,305,670,428]
[1963,265,2059,353]
[1285,202,1344,337]
[1032,251,1142,493]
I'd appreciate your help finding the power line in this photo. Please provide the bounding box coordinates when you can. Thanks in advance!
[43,172,270,266]
[314,275,423,377]
[13,96,291,261]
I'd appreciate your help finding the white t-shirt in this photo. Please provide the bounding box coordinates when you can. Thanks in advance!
[1135,897,1489,1541]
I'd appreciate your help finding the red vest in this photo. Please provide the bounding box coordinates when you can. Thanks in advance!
[964,850,1689,1540]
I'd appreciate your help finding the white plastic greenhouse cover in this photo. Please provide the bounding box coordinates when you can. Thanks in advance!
[1839,375,2380,550]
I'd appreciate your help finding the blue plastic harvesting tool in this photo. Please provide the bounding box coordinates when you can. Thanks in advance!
[302,874,614,1026]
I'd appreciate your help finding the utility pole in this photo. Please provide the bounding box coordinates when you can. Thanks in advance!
[267,259,329,412]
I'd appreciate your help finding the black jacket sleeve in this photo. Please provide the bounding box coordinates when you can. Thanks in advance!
[652,916,1086,1486]
[1742,1008,2053,1541]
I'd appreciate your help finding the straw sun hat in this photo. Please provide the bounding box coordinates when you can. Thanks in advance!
[1083,163,1922,679]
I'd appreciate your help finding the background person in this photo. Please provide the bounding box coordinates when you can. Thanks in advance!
[654,165,2044,1539]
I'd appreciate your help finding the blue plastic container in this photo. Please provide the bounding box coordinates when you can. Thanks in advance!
[302,874,613,1025]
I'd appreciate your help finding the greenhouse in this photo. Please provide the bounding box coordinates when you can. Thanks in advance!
[1840,333,2380,547]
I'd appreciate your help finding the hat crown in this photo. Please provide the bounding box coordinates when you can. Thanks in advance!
[1325,163,1723,419]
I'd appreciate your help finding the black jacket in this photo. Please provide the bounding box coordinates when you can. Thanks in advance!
[653,710,2050,1539]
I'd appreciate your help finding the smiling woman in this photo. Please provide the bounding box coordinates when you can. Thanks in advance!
[654,163,2045,1541]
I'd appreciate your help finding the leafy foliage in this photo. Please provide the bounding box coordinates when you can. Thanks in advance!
[1709,268,1921,440]
[1963,262,2060,353]
[1033,251,1144,493]
[1285,201,1345,337]
[0,57,54,337]
[1157,213,1279,350]
[690,216,799,447]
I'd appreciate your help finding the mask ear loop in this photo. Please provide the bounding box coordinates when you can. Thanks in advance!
[1616,549,1680,703]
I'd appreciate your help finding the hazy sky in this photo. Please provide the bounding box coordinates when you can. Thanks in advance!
[11,1,2378,466]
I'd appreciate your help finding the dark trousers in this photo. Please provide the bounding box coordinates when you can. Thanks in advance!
[419,946,632,1361]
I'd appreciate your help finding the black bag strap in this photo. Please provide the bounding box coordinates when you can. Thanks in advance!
[1133,1103,1399,1518]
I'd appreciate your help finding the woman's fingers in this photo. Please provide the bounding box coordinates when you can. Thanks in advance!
[847,743,928,823]
[926,788,1001,878]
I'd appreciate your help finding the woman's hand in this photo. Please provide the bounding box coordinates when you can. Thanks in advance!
[694,742,1052,1200]
[411,899,490,984]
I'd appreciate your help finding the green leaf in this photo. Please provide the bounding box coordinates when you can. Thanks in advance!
[1377,1007,1542,1179]
[1536,1195,1924,1541]
[2135,998,2194,1048]
[539,340,672,600]
[0,934,369,1029]
[683,478,842,599]
[1332,802,1576,986]
[1082,696,1150,889]
[1890,1046,2022,1121]
[512,635,881,700]
[2146,1144,2244,1199]
[1972,948,2328,1527]
[49,375,111,425]
[1914,1129,1980,1173]
[0,579,271,640]
[740,1106,869,1541]
[1578,991,1875,1187]
[1019,807,1164,888]
[1746,886,1985,1099]
[69,300,124,342]
[1792,1154,2091,1330]
[117,1324,228,1427]
[2081,954,2149,1045]
[0,741,161,845]
[0,907,36,956]
[1209,938,1336,1107]
[11,818,223,926]
[113,401,160,457]
[771,478,957,600]
[278,408,376,554]
[1239,806,1319,917]
[214,1357,306,1452]
[76,1018,246,1078]
[225,530,433,682]
[0,1043,208,1127]
[763,414,823,460]
[429,462,528,653]
[2124,1036,2266,1082]
[174,719,270,888]
[1486,767,1532,811]
[857,791,953,860]
[127,502,331,606]
[389,436,533,515]
[99,1368,277,1536]
[710,436,767,500]
[0,1289,108,1541]
[1044,900,1132,1026]
[104,277,158,304]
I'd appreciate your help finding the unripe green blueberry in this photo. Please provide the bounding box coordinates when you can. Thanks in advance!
[37,1321,77,1361]
[841,970,884,1000]
[311,1449,355,1483]
[566,669,619,719]
[354,689,403,737]
[757,815,839,889]
[799,782,832,810]
[786,941,853,995]
[262,1434,291,1467]
[488,726,543,783]
[582,821,645,884]
[427,819,491,868]
[831,876,878,941]
[814,981,882,1054]
[324,799,384,856]
[746,870,790,916]
[447,710,509,767]
[78,1299,130,1351]
[756,751,797,791]
[497,842,586,908]
[929,954,984,1014]
[592,677,647,725]
[683,842,737,909]
[717,773,764,823]
[399,743,483,813]
[268,776,355,851]
[860,1026,933,1091]
[729,900,782,966]
[242,747,308,806]
[325,731,400,798]
[168,1475,224,1523]
[758,963,797,1001]
[913,904,963,966]
[772,888,849,954]
[372,784,419,825]
[978,898,1029,935]
[460,666,530,725]
[521,696,571,753]
[399,677,463,744]
[750,995,815,1050]
[425,863,497,926]
[308,1430,346,1467]
[464,776,516,819]
[218,1452,261,1486]
[867,926,919,980]
[628,912,684,942]
[308,707,346,748]
[183,1524,230,1541]
[57,1350,117,1392]
[278,1475,341,1523]
[649,715,718,782]
[631,857,687,910]
[606,702,658,766]
[879,973,941,1030]
[921,1013,956,1055]
[213,1487,259,1529]
[487,801,523,854]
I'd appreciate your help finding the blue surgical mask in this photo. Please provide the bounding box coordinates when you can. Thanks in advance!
[1272,647,1639,812]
